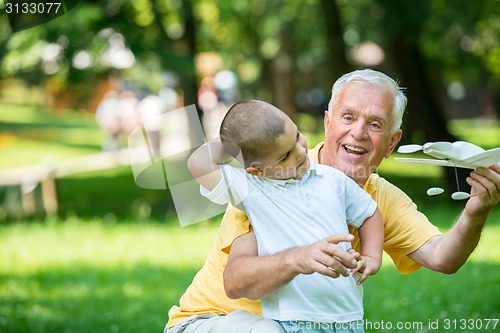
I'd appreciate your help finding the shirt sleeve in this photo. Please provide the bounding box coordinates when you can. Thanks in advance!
[343,176,378,228]
[200,164,249,207]
[219,204,252,254]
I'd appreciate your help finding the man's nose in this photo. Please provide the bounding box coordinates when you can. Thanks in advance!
[350,121,367,139]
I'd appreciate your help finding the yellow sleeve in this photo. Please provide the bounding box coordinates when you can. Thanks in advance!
[219,204,251,254]
[370,175,443,274]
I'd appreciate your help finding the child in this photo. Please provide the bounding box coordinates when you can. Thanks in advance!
[187,100,383,333]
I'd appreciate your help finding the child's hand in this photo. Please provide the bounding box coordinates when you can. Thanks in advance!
[351,256,379,285]
[350,258,366,284]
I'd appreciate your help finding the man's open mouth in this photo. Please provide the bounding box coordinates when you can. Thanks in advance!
[343,145,366,156]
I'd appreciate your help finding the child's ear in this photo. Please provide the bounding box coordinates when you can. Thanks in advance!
[246,166,264,177]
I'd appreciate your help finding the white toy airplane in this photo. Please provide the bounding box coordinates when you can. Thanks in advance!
[396,141,500,200]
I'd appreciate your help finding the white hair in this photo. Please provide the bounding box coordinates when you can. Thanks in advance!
[327,69,407,133]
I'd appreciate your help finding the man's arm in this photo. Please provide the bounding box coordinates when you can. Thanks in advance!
[223,227,358,300]
[409,164,500,273]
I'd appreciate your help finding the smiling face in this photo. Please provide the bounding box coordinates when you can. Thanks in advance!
[321,80,402,185]
[247,116,310,180]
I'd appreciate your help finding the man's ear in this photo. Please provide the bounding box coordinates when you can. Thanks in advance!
[246,166,264,177]
[385,129,403,158]
[323,111,330,135]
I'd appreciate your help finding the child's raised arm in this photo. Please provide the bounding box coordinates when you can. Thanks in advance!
[187,139,237,191]
[352,207,384,284]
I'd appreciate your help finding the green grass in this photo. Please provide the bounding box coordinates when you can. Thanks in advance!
[448,119,500,150]
[0,220,218,333]
[0,221,499,333]
[0,103,102,168]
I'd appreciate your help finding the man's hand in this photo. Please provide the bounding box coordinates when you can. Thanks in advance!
[465,164,500,220]
[224,230,358,300]
[284,234,358,278]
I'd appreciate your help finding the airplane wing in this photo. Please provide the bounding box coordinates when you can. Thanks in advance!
[394,158,468,168]
[461,147,500,168]
[422,141,485,160]
[395,147,500,169]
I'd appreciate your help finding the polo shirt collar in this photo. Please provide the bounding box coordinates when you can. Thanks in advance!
[259,156,320,187]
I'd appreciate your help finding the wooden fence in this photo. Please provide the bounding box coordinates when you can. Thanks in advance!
[0,149,133,217]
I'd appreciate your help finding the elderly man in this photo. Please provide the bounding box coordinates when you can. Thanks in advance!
[165,69,500,333]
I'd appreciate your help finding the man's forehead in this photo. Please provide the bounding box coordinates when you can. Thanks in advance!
[339,106,389,119]
[335,85,393,113]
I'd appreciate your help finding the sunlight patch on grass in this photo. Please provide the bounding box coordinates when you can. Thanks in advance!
[0,103,95,127]
[0,138,99,168]
[468,225,500,263]
[378,153,443,178]
[380,224,500,268]
[449,119,500,149]
[0,103,102,168]
[0,221,218,274]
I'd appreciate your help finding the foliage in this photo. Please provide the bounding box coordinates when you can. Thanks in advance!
[1,0,196,95]
[1,0,499,122]
[336,0,500,82]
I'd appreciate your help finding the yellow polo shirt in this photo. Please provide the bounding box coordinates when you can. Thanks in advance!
[166,142,442,328]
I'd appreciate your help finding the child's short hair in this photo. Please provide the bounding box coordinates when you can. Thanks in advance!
[220,100,286,167]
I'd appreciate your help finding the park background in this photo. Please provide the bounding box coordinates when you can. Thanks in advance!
[0,0,499,332]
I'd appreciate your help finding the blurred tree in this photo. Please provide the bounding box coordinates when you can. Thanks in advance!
[335,0,500,190]
[421,0,500,120]
[1,0,498,126]
[375,0,456,144]
[201,0,352,119]
[320,0,352,81]
[0,0,200,107]
[341,0,500,143]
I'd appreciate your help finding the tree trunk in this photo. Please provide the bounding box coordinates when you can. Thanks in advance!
[388,38,456,144]
[381,0,469,193]
[180,0,199,108]
[270,29,297,119]
[320,0,352,81]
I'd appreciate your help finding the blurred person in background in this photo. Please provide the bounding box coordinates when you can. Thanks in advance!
[137,93,165,157]
[95,90,121,152]
[117,90,140,145]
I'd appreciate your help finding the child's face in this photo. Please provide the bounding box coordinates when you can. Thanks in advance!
[247,117,310,180]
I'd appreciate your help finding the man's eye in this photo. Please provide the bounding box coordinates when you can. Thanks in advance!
[343,115,354,122]
[370,122,382,130]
